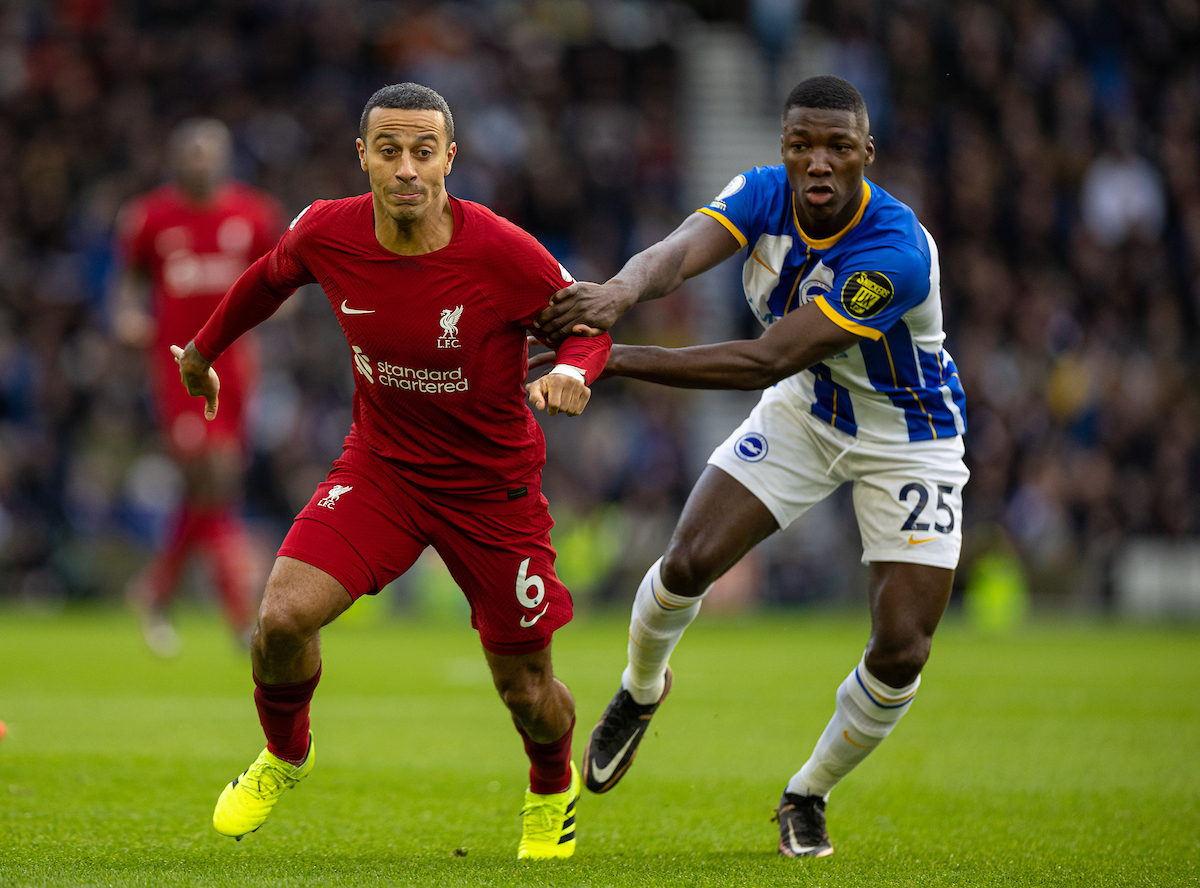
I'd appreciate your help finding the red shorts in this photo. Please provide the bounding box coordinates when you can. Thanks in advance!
[151,339,255,458]
[278,441,572,655]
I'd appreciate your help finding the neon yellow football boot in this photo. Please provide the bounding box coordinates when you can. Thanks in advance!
[212,733,315,839]
[517,761,580,860]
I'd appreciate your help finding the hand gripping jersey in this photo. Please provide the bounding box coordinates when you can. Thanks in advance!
[699,166,966,445]
[193,194,611,505]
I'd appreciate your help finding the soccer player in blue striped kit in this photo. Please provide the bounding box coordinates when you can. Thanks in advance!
[533,76,969,857]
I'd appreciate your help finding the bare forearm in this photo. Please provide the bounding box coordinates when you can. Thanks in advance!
[608,341,816,390]
[534,213,740,339]
[610,238,691,304]
[605,303,861,391]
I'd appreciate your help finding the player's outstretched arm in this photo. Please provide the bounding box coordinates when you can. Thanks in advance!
[599,300,862,391]
[533,213,742,342]
[171,342,220,420]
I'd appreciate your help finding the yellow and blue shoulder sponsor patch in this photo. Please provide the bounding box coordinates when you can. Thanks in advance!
[841,271,894,319]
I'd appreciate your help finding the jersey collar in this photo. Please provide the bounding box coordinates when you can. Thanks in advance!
[792,180,871,251]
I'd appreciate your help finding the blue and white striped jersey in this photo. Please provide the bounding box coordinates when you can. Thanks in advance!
[699,165,966,444]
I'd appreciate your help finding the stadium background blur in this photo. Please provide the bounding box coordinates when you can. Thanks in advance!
[1,0,1199,620]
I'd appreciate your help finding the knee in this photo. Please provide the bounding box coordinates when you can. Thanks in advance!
[255,588,320,654]
[660,541,715,598]
[493,662,553,718]
[864,633,932,689]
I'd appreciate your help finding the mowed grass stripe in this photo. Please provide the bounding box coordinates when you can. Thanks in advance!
[0,608,1196,886]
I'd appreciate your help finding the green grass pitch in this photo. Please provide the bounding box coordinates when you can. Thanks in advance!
[1,606,1197,887]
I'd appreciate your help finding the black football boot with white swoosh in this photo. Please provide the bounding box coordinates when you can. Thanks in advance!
[582,667,673,793]
[774,791,834,858]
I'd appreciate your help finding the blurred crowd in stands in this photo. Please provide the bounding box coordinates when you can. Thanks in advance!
[818,0,1200,604]
[1,0,1198,610]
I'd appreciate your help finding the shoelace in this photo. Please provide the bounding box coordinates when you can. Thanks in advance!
[594,693,645,745]
[519,799,561,841]
[238,759,292,801]
[772,798,826,842]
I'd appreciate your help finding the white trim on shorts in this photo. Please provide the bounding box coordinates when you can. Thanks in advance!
[707,385,970,569]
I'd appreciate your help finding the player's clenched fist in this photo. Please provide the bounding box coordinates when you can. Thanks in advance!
[526,371,591,416]
[171,342,221,420]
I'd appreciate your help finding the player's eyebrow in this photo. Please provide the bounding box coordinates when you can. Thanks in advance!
[371,131,441,145]
[787,124,859,139]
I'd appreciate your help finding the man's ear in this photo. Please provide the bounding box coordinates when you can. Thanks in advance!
[356,137,368,172]
[444,142,457,175]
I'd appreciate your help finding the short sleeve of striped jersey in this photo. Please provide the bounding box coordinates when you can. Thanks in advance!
[815,244,930,341]
[695,167,769,249]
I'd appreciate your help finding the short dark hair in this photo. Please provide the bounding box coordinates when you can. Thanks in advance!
[359,82,455,144]
[783,76,868,133]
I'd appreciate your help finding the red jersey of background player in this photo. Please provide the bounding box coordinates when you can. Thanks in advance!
[193,192,611,504]
[119,182,283,448]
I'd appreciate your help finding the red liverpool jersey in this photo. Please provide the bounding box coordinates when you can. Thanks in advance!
[119,182,284,354]
[194,194,611,505]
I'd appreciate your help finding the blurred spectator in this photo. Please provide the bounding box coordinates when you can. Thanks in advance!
[113,118,283,655]
[1081,117,1167,248]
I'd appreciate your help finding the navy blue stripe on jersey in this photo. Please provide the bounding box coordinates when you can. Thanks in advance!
[775,249,815,317]
[860,324,948,440]
[916,347,967,436]
[808,363,858,437]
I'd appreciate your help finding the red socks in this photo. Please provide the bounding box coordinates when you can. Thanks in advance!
[254,668,570,787]
[519,718,575,794]
[146,504,254,632]
[254,666,321,763]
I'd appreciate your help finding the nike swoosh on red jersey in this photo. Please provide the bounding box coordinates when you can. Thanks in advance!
[340,300,375,314]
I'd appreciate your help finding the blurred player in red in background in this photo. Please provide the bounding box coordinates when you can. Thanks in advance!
[173,83,610,859]
[114,119,284,656]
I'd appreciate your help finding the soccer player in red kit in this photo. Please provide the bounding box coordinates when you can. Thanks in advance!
[173,83,610,859]
[114,118,284,656]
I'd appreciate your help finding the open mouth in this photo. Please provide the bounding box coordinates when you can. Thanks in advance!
[805,184,835,206]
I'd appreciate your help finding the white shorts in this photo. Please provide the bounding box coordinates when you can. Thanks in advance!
[707,385,970,569]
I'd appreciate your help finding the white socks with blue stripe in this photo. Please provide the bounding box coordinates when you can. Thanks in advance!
[622,558,706,705]
[787,655,920,799]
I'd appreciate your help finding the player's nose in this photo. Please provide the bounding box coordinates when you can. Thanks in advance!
[395,153,418,179]
[807,152,833,175]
